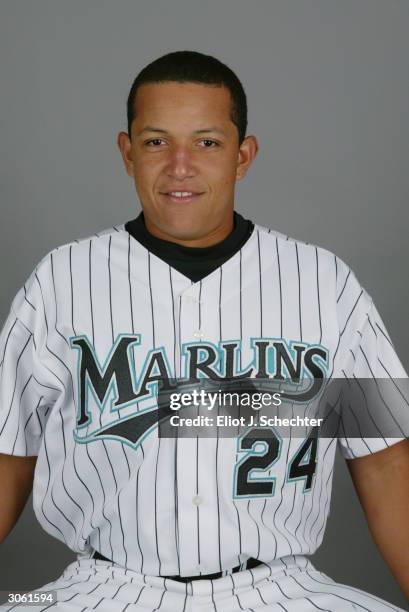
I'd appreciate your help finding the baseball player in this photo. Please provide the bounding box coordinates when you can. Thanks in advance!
[0,50,408,612]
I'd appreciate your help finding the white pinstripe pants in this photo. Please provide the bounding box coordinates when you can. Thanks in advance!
[0,555,405,612]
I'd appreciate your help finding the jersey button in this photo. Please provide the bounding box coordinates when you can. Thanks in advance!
[192,495,202,505]
[193,330,204,338]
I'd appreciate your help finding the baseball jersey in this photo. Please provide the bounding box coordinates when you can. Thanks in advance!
[0,221,408,577]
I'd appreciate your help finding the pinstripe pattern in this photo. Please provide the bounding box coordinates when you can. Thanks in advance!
[0,555,404,611]
[0,222,407,611]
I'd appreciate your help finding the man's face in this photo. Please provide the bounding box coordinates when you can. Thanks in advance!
[117,81,258,246]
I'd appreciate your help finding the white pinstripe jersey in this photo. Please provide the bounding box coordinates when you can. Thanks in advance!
[0,222,407,577]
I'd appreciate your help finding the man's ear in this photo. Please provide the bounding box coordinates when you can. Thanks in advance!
[117,131,135,178]
[236,135,259,181]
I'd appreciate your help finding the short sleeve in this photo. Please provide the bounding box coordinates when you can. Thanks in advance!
[0,267,60,456]
[337,296,409,459]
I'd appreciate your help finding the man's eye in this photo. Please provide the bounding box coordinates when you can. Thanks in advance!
[199,139,219,148]
[146,139,165,146]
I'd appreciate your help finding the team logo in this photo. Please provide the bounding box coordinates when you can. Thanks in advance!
[70,333,329,449]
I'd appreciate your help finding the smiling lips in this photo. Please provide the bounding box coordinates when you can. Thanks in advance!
[160,190,204,203]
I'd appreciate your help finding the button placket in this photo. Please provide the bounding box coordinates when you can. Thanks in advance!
[180,287,203,350]
[175,285,205,574]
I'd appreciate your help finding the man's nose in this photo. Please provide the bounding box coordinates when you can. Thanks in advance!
[166,146,196,179]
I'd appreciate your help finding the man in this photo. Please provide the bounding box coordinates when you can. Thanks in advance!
[0,50,408,611]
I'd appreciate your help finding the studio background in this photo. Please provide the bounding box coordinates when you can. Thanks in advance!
[0,1,408,608]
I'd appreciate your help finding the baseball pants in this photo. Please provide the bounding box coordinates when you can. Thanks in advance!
[0,554,405,612]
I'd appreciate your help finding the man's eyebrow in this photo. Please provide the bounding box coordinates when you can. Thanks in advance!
[194,127,227,136]
[137,126,227,136]
[137,126,168,135]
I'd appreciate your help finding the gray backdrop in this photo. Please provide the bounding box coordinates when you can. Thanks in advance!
[0,0,408,608]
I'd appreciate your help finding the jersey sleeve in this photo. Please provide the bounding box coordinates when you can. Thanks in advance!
[0,264,60,456]
[335,267,409,459]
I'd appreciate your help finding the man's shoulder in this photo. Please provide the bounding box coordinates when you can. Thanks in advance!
[54,223,126,255]
[253,222,369,318]
[18,224,127,298]
[254,221,342,266]
[37,223,127,268]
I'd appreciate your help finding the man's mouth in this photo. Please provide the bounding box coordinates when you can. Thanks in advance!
[160,191,204,203]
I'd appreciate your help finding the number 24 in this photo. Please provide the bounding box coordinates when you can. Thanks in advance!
[233,427,318,498]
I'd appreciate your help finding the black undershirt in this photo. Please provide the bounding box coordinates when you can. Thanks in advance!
[125,211,254,282]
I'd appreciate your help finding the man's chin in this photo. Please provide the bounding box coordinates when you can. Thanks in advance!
[142,204,233,245]
[158,226,212,244]
[153,213,214,241]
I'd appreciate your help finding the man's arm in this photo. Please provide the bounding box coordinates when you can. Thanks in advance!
[346,438,409,601]
[0,453,37,544]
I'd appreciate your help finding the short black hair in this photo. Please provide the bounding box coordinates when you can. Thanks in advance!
[126,50,247,145]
